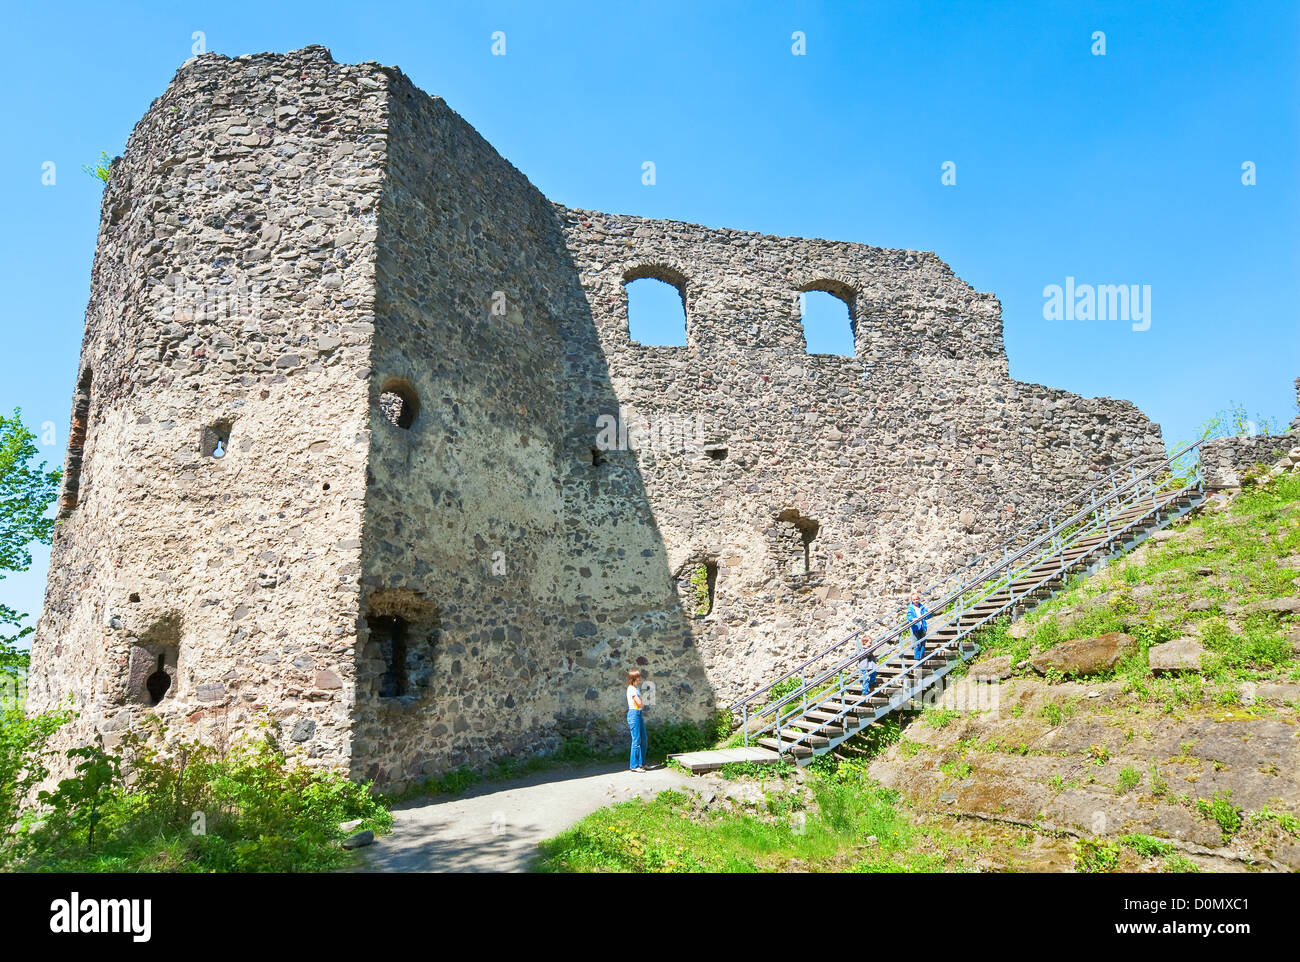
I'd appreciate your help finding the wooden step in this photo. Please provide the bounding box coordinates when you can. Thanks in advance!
[777,728,828,746]
[818,699,873,716]
[1010,577,1058,589]
[843,689,896,705]
[784,717,843,735]
[806,709,857,726]
[757,737,814,756]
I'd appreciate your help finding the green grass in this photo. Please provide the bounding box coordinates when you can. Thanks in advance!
[1250,806,1300,837]
[1116,765,1141,794]
[1163,852,1201,873]
[718,759,797,780]
[535,759,975,873]
[924,707,962,729]
[1121,833,1173,857]
[967,472,1300,709]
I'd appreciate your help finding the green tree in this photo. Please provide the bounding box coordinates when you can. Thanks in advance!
[0,410,62,691]
[36,737,121,852]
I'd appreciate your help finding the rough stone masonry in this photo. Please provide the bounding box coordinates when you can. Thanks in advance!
[28,46,1167,791]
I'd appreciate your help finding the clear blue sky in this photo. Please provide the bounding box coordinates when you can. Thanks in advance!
[2,0,1297,633]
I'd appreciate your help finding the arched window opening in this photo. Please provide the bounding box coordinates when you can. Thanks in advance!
[799,287,855,356]
[146,654,171,705]
[677,556,719,618]
[370,614,410,698]
[127,615,180,708]
[691,559,718,617]
[777,509,820,576]
[378,378,420,430]
[363,596,441,703]
[59,366,92,517]
[625,275,687,346]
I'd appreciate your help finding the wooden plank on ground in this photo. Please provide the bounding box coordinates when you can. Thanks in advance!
[669,746,783,773]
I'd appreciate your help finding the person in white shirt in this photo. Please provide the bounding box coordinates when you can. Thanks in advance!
[626,669,647,772]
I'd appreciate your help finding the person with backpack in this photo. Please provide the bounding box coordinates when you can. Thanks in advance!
[859,643,878,696]
[907,591,929,663]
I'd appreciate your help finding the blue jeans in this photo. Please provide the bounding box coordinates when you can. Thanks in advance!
[627,708,646,769]
[913,632,925,663]
[859,667,877,692]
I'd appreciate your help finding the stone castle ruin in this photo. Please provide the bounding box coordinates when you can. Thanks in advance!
[28,47,1166,790]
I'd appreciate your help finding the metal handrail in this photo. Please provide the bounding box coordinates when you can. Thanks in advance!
[731,447,1178,716]
[919,449,1157,608]
[763,467,1203,753]
[733,441,1205,747]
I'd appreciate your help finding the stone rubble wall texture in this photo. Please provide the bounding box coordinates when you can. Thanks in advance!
[1200,380,1300,489]
[30,47,1170,790]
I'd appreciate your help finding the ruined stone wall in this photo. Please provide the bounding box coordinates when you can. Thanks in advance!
[557,209,1167,700]
[29,46,386,768]
[1201,379,1300,489]
[30,46,1169,789]
[356,70,708,789]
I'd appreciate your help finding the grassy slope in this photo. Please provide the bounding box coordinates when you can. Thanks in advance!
[972,470,1300,707]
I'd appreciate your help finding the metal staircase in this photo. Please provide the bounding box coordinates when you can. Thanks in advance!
[729,442,1207,764]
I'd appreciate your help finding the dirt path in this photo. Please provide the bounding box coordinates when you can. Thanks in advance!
[351,762,695,872]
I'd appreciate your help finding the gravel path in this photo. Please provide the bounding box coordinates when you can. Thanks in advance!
[351,762,695,872]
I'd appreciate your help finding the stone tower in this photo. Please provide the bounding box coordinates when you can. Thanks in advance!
[28,47,1164,790]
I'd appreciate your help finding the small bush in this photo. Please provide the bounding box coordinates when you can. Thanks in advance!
[940,759,972,779]
[1073,837,1121,873]
[1163,852,1201,873]
[0,706,73,852]
[8,717,390,872]
[422,766,479,796]
[1195,790,1242,842]
[1249,806,1299,837]
[81,151,113,184]
[924,708,961,730]
[1121,833,1173,857]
